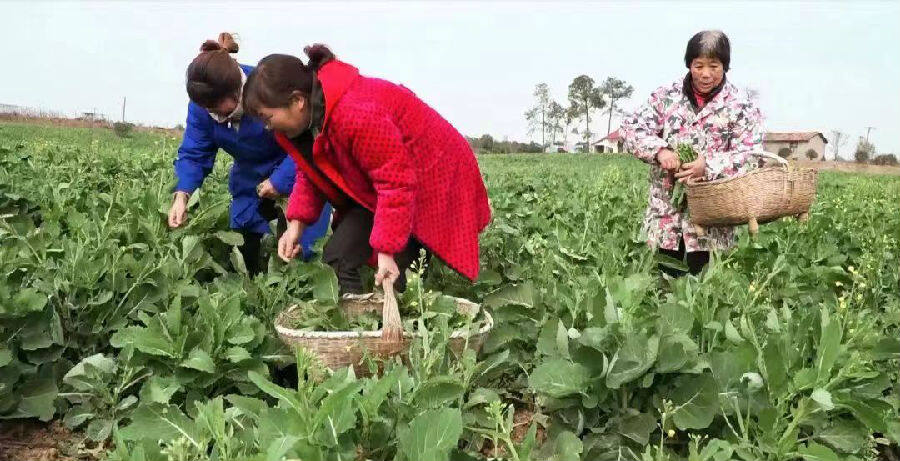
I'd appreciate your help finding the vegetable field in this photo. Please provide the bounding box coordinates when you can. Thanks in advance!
[1,122,899,460]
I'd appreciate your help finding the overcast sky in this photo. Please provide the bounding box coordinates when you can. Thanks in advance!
[3,0,898,156]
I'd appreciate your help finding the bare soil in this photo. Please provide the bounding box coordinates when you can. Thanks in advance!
[0,421,99,461]
[796,159,900,176]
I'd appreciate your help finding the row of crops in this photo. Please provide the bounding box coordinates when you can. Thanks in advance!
[1,122,898,460]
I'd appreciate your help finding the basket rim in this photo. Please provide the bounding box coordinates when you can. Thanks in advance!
[274,297,493,340]
[686,165,818,189]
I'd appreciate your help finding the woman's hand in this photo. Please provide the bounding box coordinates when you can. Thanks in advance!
[278,220,306,262]
[168,192,189,228]
[375,253,400,286]
[657,148,681,171]
[675,157,707,183]
[257,178,280,199]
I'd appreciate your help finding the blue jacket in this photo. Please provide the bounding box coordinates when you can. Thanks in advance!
[174,64,330,255]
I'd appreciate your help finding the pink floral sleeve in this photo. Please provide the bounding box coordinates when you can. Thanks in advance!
[621,88,669,164]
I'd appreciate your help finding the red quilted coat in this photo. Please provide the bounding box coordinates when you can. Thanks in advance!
[274,60,491,281]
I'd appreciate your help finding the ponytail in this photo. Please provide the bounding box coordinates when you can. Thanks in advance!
[303,43,335,70]
[186,32,242,107]
[200,32,239,53]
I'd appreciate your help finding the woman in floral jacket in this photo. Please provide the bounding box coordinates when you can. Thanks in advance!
[621,30,764,276]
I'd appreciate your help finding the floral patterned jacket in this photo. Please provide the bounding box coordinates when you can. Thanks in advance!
[620,78,764,252]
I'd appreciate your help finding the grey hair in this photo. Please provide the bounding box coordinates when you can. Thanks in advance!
[685,30,731,71]
[699,30,725,51]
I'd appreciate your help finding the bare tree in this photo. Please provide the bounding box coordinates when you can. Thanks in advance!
[524,107,539,142]
[524,83,551,149]
[829,130,846,161]
[864,126,875,143]
[546,100,566,149]
[563,105,579,150]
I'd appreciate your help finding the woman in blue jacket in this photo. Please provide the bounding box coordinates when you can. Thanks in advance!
[167,33,331,275]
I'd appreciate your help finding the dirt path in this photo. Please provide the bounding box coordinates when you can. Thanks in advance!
[796,159,900,176]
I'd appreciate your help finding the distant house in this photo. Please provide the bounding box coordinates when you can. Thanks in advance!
[763,132,828,161]
[593,130,624,153]
[574,141,592,153]
[544,141,569,153]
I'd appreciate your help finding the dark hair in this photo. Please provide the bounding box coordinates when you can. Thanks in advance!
[186,32,242,108]
[243,44,335,116]
[684,30,731,72]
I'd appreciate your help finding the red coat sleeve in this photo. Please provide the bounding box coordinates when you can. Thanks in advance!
[285,169,326,225]
[335,103,416,255]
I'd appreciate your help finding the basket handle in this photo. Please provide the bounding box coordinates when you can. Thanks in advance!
[381,280,403,342]
[749,149,789,166]
[686,150,789,186]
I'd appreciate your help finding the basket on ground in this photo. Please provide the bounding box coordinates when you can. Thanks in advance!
[686,150,818,235]
[274,289,492,372]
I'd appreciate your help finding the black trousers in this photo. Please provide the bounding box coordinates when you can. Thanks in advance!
[658,238,709,277]
[323,206,427,295]
[238,199,287,277]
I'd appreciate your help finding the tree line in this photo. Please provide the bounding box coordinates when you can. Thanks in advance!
[829,129,897,166]
[465,135,544,154]
[465,75,634,154]
[525,76,633,152]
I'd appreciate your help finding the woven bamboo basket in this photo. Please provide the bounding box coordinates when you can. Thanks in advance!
[274,287,492,373]
[686,150,818,236]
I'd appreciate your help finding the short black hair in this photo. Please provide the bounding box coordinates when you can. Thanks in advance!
[684,30,731,72]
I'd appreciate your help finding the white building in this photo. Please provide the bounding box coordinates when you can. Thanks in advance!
[592,130,625,154]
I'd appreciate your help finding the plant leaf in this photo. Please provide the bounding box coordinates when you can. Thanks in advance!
[484,283,534,309]
[671,373,719,430]
[411,377,466,410]
[550,430,583,461]
[811,388,835,411]
[313,382,362,447]
[618,412,657,445]
[398,408,463,461]
[528,358,590,398]
[606,334,659,389]
[248,371,303,413]
[816,421,869,454]
[16,372,57,421]
[215,231,244,246]
[816,310,842,382]
[182,348,216,374]
[799,441,839,461]
[119,404,206,449]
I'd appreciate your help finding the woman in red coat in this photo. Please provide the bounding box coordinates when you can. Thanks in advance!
[243,45,491,295]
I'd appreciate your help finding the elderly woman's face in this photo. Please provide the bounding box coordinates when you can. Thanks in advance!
[690,57,724,94]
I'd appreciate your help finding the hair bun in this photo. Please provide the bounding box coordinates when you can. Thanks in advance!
[303,44,335,70]
[199,33,238,53]
[218,32,239,53]
[200,40,221,52]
